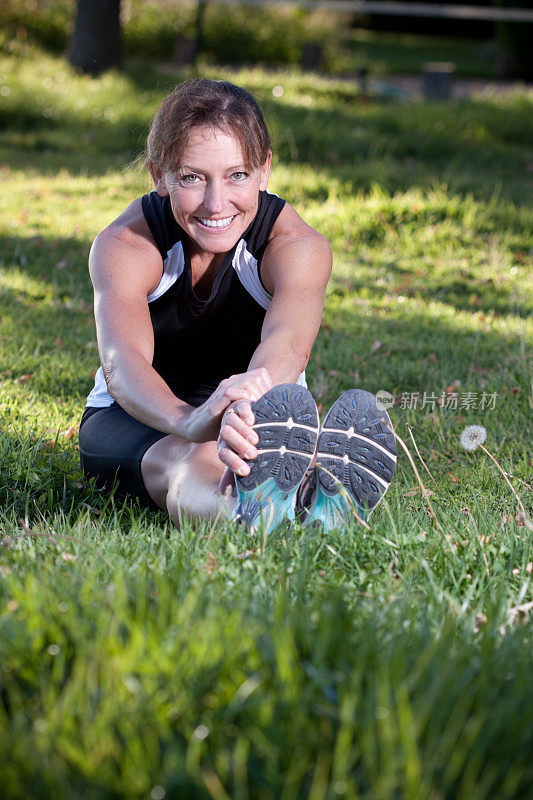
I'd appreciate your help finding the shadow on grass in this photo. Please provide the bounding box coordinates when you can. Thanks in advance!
[0,234,97,398]
[314,300,527,385]
[0,232,92,296]
[0,421,84,516]
[328,263,530,319]
[0,290,95,394]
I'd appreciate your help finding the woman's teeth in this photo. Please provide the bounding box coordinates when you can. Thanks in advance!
[198,216,235,229]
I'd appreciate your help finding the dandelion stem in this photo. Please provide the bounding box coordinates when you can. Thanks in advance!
[394,431,441,532]
[504,473,532,492]
[479,444,530,519]
[407,424,437,485]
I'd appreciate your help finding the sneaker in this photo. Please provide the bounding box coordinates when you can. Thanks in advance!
[295,466,318,523]
[301,389,397,531]
[234,383,319,533]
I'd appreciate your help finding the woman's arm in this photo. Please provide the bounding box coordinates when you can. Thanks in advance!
[249,223,332,383]
[217,203,332,477]
[90,200,271,443]
[90,199,187,433]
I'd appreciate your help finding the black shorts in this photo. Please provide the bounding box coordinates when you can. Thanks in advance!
[78,403,167,509]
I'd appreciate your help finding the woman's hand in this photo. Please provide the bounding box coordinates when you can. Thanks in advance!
[178,368,272,444]
[216,399,260,479]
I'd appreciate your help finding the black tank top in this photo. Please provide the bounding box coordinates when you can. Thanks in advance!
[141,190,285,407]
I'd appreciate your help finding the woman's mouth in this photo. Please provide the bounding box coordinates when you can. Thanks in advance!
[195,215,236,231]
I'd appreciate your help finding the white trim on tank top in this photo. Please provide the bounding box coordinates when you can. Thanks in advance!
[85,200,307,407]
[146,241,185,303]
[145,223,272,308]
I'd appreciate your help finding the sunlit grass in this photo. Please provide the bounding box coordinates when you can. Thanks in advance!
[0,43,532,799]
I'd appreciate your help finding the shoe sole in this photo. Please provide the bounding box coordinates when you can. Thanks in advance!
[234,383,319,533]
[304,389,397,531]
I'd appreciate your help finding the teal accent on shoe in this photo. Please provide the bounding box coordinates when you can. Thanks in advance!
[302,482,367,532]
[234,476,299,534]
[234,383,319,535]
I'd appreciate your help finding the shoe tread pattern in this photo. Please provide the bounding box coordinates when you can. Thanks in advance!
[316,389,396,510]
[237,384,319,494]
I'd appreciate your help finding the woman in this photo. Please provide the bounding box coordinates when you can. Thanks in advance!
[79,79,396,531]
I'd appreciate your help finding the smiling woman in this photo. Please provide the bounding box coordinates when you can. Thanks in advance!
[77,78,395,531]
[150,126,271,262]
[146,80,271,174]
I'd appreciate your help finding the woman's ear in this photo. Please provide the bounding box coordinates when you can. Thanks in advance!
[259,151,272,191]
[149,161,169,196]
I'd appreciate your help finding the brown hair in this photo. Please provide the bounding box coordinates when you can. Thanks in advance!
[146,79,271,173]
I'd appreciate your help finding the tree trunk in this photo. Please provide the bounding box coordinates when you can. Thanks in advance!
[69,0,121,76]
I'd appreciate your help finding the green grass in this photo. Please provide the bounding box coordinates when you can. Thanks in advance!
[0,40,532,799]
[337,29,501,79]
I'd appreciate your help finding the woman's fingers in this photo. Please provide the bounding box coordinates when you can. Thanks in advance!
[217,442,250,476]
[256,367,273,393]
[213,370,275,474]
[224,386,260,406]
[181,369,272,444]
[217,426,252,476]
[217,404,260,475]
[219,418,257,461]
[212,368,273,416]
[224,401,255,429]
[249,367,273,396]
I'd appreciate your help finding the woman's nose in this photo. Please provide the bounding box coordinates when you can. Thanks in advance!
[203,180,225,214]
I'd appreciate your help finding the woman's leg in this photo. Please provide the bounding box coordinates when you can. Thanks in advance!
[140,435,236,525]
[79,403,234,524]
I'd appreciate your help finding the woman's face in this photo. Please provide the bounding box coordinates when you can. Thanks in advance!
[151,126,271,255]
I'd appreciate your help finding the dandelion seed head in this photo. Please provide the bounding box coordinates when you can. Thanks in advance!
[460,425,487,452]
[194,724,209,741]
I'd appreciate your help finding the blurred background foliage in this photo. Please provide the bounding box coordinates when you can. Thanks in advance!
[1,0,531,78]
[1,0,342,67]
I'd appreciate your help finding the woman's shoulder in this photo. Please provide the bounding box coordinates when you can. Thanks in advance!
[100,197,158,254]
[259,199,332,295]
[90,198,164,295]
[268,200,330,249]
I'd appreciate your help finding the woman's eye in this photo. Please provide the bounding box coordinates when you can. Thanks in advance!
[232,172,248,181]
[181,174,199,183]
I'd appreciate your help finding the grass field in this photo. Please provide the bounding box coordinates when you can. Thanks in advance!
[0,39,532,800]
